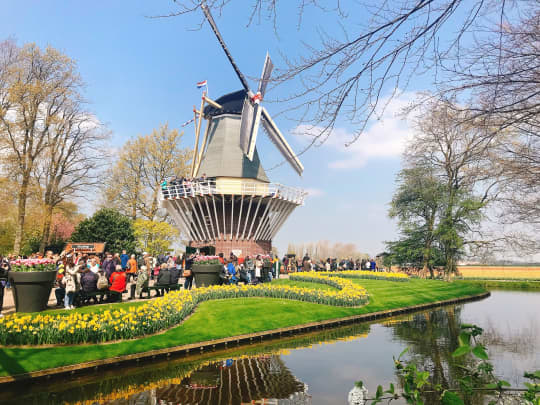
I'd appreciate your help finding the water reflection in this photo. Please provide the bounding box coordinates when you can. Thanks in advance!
[1,291,538,405]
[156,356,309,405]
[0,323,370,405]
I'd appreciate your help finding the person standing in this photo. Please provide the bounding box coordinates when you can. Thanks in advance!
[0,259,9,317]
[127,254,137,283]
[227,260,237,284]
[63,262,80,309]
[54,264,65,307]
[120,249,129,270]
[255,255,263,283]
[88,257,100,274]
[102,253,116,280]
[113,253,121,267]
[245,255,254,284]
[144,252,154,274]
[183,254,194,290]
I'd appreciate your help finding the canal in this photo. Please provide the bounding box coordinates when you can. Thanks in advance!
[1,290,539,404]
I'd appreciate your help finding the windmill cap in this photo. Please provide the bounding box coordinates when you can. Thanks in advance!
[203,90,246,117]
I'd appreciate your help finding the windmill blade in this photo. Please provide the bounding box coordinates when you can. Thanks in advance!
[257,53,274,98]
[201,2,250,92]
[239,97,262,160]
[261,107,304,176]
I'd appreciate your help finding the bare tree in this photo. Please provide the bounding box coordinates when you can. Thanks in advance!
[0,40,84,254]
[405,98,506,272]
[34,105,109,253]
[102,124,191,221]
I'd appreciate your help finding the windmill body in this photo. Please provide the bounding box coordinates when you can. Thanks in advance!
[160,4,306,256]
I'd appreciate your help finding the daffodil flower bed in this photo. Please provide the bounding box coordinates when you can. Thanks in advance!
[0,272,369,346]
[317,270,410,282]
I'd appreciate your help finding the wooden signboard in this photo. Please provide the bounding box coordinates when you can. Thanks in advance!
[65,242,106,254]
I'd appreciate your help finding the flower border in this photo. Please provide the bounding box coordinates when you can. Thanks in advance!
[0,272,376,346]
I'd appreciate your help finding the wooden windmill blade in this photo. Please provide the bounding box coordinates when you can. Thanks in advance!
[201,1,250,92]
[257,53,274,97]
[261,107,304,176]
[241,54,274,160]
[239,97,255,156]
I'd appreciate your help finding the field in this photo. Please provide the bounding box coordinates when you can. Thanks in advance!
[458,266,540,280]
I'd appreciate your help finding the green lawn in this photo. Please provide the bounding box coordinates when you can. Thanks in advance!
[0,278,485,376]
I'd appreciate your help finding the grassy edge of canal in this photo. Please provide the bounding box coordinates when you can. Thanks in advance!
[0,278,486,377]
[455,279,540,290]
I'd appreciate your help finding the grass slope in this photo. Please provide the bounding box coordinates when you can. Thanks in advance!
[0,279,485,376]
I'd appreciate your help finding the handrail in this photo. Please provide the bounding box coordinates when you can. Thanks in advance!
[160,179,307,205]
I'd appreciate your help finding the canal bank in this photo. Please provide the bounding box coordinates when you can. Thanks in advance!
[0,289,489,384]
[3,289,538,405]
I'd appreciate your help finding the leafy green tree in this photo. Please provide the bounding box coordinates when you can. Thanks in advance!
[388,167,446,277]
[389,98,499,276]
[70,208,135,253]
[133,219,179,256]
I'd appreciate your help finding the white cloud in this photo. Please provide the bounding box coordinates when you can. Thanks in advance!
[292,92,416,169]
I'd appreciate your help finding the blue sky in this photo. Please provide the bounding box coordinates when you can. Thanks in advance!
[1,1,429,256]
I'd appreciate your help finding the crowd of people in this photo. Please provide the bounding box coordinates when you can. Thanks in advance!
[216,252,280,285]
[281,255,381,273]
[0,249,386,315]
[161,173,214,198]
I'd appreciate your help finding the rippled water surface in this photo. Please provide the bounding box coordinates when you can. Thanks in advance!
[2,290,539,404]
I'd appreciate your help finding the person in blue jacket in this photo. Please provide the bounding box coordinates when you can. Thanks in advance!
[120,249,129,270]
[227,260,237,285]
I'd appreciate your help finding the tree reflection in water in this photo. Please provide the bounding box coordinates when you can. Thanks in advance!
[386,307,501,405]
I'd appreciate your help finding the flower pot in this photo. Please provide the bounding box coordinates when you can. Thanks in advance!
[9,270,57,312]
[192,264,223,287]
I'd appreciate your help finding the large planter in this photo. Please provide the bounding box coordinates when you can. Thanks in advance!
[192,264,223,287]
[8,270,57,312]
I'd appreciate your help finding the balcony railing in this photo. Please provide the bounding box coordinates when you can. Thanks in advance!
[160,178,307,205]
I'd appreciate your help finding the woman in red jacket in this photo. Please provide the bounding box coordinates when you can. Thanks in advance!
[109,265,126,302]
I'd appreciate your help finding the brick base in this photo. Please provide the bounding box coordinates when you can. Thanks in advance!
[189,240,272,257]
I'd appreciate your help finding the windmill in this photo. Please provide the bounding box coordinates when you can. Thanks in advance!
[192,1,304,177]
[160,2,307,256]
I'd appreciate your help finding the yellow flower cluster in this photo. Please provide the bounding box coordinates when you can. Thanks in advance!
[0,272,370,346]
[319,270,409,281]
[289,272,369,301]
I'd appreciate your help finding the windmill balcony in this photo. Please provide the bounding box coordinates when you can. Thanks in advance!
[160,178,307,206]
[160,178,307,254]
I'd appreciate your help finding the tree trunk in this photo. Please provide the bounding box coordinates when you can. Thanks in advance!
[39,203,54,254]
[13,173,31,255]
[422,212,436,278]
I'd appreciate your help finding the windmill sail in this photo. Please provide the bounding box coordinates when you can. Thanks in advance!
[258,53,274,97]
[200,1,303,176]
[261,107,304,176]
[240,54,274,160]
[239,98,255,154]
[201,2,250,92]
